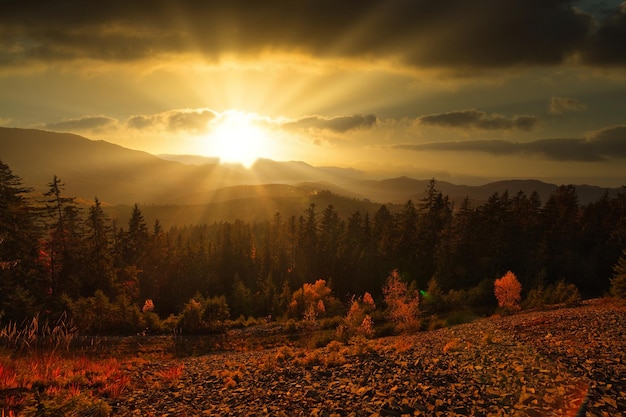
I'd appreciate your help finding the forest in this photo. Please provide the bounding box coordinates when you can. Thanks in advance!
[1,159,625,334]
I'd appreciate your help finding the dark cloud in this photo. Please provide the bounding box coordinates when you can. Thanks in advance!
[0,0,623,70]
[587,125,626,155]
[283,114,377,133]
[396,125,626,161]
[580,2,626,65]
[419,110,539,131]
[44,115,117,131]
[127,109,216,133]
[549,97,587,115]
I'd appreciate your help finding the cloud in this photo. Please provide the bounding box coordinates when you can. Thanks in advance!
[586,125,626,155]
[549,97,587,115]
[127,109,217,134]
[418,109,539,131]
[43,115,117,132]
[165,110,216,133]
[396,124,626,161]
[0,0,623,71]
[580,2,626,65]
[282,114,377,133]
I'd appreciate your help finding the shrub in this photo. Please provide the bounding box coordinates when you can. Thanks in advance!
[550,281,581,307]
[383,270,420,333]
[337,293,376,340]
[523,280,581,309]
[68,291,144,334]
[202,296,230,332]
[421,278,445,314]
[178,297,204,333]
[288,279,335,319]
[494,271,522,311]
[179,295,230,334]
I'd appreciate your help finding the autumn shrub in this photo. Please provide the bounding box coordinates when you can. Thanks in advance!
[494,271,522,312]
[288,279,340,319]
[227,315,259,329]
[336,292,376,340]
[383,270,420,333]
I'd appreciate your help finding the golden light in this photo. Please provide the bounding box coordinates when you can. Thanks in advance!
[204,110,275,168]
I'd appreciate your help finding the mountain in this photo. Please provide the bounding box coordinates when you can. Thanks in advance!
[1,127,622,223]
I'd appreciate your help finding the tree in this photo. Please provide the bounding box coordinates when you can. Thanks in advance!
[123,203,149,266]
[289,279,334,319]
[43,175,83,296]
[610,249,626,299]
[0,160,43,321]
[84,197,115,296]
[494,271,522,311]
[383,269,420,333]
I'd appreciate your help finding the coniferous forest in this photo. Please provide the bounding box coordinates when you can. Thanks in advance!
[1,159,625,333]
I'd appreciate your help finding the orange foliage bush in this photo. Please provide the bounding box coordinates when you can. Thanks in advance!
[289,279,334,319]
[383,270,420,333]
[494,270,522,310]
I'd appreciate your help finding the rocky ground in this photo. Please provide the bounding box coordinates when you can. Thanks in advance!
[112,299,626,416]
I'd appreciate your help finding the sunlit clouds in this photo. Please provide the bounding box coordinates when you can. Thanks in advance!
[1,0,626,185]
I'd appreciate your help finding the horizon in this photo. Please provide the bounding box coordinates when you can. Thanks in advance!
[1,1,626,187]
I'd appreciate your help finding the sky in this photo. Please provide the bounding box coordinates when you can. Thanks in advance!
[1,0,626,186]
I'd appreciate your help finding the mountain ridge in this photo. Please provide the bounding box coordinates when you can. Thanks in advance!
[1,128,622,218]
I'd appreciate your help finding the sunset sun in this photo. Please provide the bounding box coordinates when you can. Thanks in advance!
[206,110,274,168]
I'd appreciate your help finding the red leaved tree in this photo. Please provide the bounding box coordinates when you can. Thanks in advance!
[383,270,420,333]
[494,271,522,311]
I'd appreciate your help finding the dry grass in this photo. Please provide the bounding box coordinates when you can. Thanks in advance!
[0,352,130,416]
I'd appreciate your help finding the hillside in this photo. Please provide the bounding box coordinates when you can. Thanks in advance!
[1,128,622,222]
[109,300,626,416]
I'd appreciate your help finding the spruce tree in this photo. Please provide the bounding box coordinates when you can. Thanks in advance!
[610,249,626,299]
[0,160,42,321]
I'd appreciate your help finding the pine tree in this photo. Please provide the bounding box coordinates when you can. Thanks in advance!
[0,160,42,321]
[84,197,115,296]
[43,175,83,296]
[610,249,626,299]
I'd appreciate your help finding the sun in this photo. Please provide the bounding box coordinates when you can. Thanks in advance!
[205,110,273,168]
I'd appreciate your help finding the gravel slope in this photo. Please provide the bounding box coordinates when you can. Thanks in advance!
[113,299,626,416]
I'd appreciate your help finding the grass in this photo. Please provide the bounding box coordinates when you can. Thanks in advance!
[0,352,129,416]
[0,316,174,416]
[3,301,583,415]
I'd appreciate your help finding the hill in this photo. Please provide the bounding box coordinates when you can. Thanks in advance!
[111,300,626,416]
[1,127,622,224]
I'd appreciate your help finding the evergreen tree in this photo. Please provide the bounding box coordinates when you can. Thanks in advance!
[610,249,626,299]
[84,197,115,297]
[43,175,83,296]
[0,160,42,321]
[123,203,149,266]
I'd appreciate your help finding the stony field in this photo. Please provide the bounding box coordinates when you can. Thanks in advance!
[111,299,626,416]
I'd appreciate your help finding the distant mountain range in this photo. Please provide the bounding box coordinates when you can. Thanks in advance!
[1,127,623,225]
